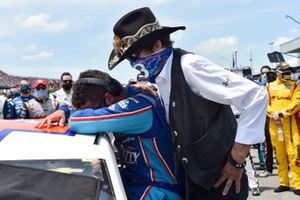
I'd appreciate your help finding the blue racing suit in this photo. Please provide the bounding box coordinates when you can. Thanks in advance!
[4,95,34,119]
[66,86,183,200]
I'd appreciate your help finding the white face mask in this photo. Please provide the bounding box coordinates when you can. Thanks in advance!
[33,89,48,101]
[261,73,267,83]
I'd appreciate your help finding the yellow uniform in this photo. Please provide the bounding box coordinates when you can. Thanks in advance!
[267,79,300,189]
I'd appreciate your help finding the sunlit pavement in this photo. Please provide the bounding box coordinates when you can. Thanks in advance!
[248,148,299,200]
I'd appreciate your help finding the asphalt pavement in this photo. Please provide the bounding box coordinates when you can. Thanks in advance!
[248,148,299,200]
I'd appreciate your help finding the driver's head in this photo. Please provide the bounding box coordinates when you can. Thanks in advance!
[276,62,291,81]
[72,70,122,109]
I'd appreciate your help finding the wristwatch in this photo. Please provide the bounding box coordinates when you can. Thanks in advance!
[227,153,246,169]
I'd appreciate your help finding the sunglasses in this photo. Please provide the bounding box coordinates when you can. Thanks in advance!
[20,84,32,89]
[36,85,47,90]
[127,48,145,62]
[127,53,139,62]
[62,80,73,84]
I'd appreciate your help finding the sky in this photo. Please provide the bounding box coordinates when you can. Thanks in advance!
[0,0,300,83]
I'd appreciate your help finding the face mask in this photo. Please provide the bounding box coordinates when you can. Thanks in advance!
[260,73,267,83]
[20,84,32,95]
[130,48,172,83]
[33,89,48,101]
[62,82,72,90]
[281,71,292,81]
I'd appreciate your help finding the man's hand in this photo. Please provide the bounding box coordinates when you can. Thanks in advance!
[213,161,243,195]
[213,143,250,196]
[35,110,66,128]
[132,83,159,98]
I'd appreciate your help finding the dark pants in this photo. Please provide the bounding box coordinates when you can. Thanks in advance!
[188,172,249,200]
[264,117,273,173]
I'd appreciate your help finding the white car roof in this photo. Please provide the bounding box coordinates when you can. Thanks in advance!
[0,121,127,200]
[0,131,101,160]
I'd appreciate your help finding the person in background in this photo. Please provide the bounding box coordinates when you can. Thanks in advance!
[51,72,73,107]
[0,93,8,119]
[107,7,268,200]
[241,66,254,81]
[4,79,34,119]
[23,79,57,119]
[6,85,20,100]
[266,62,300,196]
[37,69,184,200]
[245,156,261,196]
[48,80,57,93]
[260,65,271,84]
[259,65,275,178]
[242,66,266,170]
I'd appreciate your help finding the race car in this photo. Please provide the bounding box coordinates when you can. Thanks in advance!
[0,119,127,200]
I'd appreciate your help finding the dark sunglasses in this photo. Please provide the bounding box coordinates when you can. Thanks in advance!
[127,54,139,62]
[127,49,144,62]
[36,85,47,90]
[20,84,32,89]
[62,80,73,84]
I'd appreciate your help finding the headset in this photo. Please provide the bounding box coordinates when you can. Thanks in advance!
[76,77,122,96]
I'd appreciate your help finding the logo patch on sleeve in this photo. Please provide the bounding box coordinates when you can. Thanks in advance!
[117,99,130,109]
[127,97,140,104]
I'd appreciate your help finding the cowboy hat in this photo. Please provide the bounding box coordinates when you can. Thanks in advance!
[108,7,185,70]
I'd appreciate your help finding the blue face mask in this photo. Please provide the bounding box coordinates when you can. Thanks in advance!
[33,89,48,101]
[130,48,172,83]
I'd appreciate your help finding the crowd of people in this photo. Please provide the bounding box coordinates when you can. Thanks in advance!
[238,63,300,197]
[0,72,73,120]
[0,6,300,200]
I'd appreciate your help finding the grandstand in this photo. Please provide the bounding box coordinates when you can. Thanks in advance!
[0,70,59,89]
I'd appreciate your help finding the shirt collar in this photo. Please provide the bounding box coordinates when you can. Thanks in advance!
[156,51,173,83]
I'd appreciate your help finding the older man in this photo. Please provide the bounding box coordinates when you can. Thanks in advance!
[107,7,268,200]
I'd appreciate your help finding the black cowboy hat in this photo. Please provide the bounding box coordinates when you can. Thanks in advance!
[108,7,185,70]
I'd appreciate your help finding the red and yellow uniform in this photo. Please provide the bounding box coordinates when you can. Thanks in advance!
[267,79,300,189]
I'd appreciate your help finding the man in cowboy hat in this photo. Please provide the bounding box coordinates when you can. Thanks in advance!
[107,7,268,200]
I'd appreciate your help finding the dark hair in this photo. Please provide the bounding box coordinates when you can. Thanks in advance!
[139,34,173,52]
[242,66,252,74]
[72,70,122,109]
[72,70,106,109]
[260,65,271,73]
[60,72,72,81]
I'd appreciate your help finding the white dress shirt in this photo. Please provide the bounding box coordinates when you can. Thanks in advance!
[52,88,73,107]
[155,52,268,145]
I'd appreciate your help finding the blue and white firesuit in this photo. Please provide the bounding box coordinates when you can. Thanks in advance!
[63,86,183,200]
[4,95,34,119]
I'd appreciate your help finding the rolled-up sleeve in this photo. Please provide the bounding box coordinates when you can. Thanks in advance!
[181,54,268,144]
